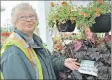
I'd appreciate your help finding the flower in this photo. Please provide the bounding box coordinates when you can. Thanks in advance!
[53,36,64,52]
[76,0,111,29]
[61,1,67,5]
[50,2,54,7]
[48,1,78,28]
[97,0,102,4]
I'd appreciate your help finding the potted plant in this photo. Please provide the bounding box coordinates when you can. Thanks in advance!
[76,0,111,33]
[48,1,78,32]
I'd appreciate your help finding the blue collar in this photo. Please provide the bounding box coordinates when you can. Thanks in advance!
[14,29,41,48]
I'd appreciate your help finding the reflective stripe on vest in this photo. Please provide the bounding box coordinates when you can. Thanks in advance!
[1,72,4,80]
[1,32,43,79]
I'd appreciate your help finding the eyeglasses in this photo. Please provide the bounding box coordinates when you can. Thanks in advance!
[18,15,36,21]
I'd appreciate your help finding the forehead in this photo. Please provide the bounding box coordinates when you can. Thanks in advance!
[17,10,35,16]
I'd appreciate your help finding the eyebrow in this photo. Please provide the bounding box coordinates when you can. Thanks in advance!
[19,14,35,17]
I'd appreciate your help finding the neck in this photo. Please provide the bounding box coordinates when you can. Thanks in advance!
[15,28,33,38]
[24,32,33,38]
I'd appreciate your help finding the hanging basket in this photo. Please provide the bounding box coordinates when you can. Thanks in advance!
[90,13,111,33]
[56,20,76,32]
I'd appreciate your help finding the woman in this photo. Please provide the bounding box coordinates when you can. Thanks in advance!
[1,3,80,79]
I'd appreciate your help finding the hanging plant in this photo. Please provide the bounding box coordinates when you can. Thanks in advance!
[76,0,111,33]
[48,1,78,32]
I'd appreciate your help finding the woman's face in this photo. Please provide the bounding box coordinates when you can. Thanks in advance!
[15,10,37,34]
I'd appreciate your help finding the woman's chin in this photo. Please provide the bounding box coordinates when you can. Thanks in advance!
[25,28,35,32]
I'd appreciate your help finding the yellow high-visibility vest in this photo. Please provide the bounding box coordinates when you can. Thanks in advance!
[1,32,43,80]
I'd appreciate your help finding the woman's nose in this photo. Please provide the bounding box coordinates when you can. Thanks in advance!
[26,17,31,21]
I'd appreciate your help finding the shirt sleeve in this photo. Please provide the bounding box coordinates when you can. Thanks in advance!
[46,49,67,72]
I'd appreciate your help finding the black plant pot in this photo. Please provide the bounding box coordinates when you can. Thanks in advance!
[56,20,76,32]
[90,13,111,33]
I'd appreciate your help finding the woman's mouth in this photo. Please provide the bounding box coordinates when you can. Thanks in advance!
[26,24,33,27]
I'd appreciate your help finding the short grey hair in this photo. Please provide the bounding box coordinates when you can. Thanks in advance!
[11,3,38,26]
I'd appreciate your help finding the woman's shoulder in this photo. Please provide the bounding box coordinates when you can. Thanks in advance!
[3,45,22,54]
[1,45,24,61]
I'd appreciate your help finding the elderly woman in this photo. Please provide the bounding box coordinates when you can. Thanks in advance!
[1,3,80,79]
